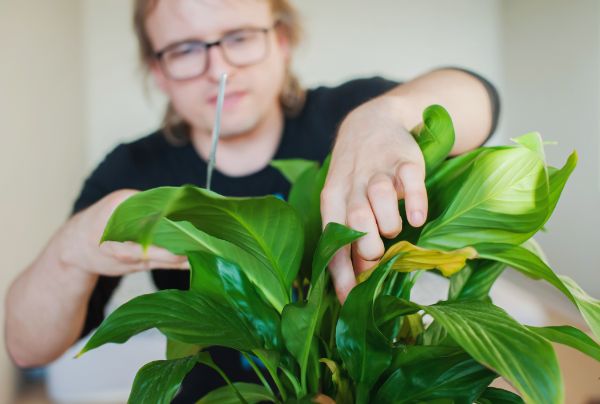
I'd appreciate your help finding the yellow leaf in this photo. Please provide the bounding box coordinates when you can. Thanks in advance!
[357,241,477,283]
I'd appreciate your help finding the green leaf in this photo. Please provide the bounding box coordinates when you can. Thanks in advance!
[196,382,275,404]
[527,325,600,362]
[419,143,550,249]
[153,219,288,312]
[128,354,197,404]
[102,186,304,311]
[282,222,363,392]
[475,243,600,340]
[77,290,264,356]
[559,277,600,340]
[475,387,524,404]
[310,222,365,286]
[166,339,202,360]
[448,260,505,301]
[336,258,399,403]
[188,252,282,352]
[286,156,331,281]
[422,300,563,404]
[271,159,319,184]
[546,152,577,222]
[375,346,496,403]
[411,104,456,176]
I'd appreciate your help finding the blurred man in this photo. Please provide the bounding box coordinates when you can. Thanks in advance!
[5,0,498,401]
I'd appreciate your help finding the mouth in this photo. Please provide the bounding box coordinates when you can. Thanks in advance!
[207,91,247,108]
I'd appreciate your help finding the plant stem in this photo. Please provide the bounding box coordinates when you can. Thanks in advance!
[254,351,288,402]
[201,355,249,404]
[241,352,275,399]
[281,365,303,398]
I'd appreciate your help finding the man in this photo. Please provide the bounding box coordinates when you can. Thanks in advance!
[5,0,498,401]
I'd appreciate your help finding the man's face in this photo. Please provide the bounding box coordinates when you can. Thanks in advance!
[147,0,289,138]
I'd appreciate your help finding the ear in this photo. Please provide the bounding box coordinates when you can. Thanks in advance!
[274,26,292,63]
[149,60,169,93]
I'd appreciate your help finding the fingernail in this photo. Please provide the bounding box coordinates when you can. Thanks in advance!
[411,211,424,226]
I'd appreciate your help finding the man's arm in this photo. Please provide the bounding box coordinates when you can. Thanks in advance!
[321,68,498,302]
[4,190,188,368]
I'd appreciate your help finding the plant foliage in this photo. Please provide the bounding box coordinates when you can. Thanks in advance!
[77,105,598,404]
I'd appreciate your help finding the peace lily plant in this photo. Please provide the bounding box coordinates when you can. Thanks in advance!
[76,105,600,404]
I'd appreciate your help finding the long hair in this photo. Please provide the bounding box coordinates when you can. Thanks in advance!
[133,0,305,143]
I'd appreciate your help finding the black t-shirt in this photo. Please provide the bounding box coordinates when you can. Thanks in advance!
[72,74,499,402]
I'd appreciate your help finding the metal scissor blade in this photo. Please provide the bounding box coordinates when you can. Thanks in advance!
[206,72,228,190]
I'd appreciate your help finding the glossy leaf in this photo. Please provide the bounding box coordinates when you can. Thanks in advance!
[282,222,363,392]
[475,243,600,340]
[419,135,550,249]
[375,347,496,403]
[422,300,563,404]
[128,354,198,404]
[102,186,304,311]
[411,104,456,176]
[154,219,288,311]
[310,222,365,286]
[336,258,398,403]
[188,252,282,352]
[358,241,476,283]
[527,325,600,362]
[78,290,264,356]
[196,382,275,404]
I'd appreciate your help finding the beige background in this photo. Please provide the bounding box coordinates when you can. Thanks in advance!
[2,0,599,402]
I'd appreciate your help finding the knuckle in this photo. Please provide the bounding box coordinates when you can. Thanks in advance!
[347,204,373,226]
[368,178,394,197]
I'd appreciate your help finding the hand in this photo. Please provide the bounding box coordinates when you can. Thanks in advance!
[321,96,428,303]
[60,189,189,276]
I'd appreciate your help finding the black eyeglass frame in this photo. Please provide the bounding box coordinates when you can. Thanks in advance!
[153,24,277,81]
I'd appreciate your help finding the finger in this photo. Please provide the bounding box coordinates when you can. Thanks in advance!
[320,182,348,230]
[130,258,190,272]
[144,245,188,264]
[351,243,379,275]
[396,162,428,227]
[101,242,187,267]
[320,184,356,303]
[328,246,355,304]
[347,193,385,261]
[367,173,402,238]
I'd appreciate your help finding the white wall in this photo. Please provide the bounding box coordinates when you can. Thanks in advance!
[82,0,167,170]
[501,0,600,297]
[294,0,502,89]
[0,0,85,400]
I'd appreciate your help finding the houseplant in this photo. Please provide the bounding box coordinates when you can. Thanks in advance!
[77,105,600,403]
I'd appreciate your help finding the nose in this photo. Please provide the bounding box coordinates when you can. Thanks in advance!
[204,45,234,82]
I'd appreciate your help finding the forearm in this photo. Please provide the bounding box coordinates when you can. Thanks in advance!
[4,223,98,368]
[385,68,496,155]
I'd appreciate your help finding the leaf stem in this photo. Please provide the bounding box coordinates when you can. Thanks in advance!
[254,351,288,402]
[280,365,303,398]
[241,352,275,399]
[199,355,249,404]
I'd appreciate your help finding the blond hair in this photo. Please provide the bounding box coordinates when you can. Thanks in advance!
[133,0,305,143]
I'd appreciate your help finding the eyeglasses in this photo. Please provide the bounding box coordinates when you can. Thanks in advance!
[154,25,275,81]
